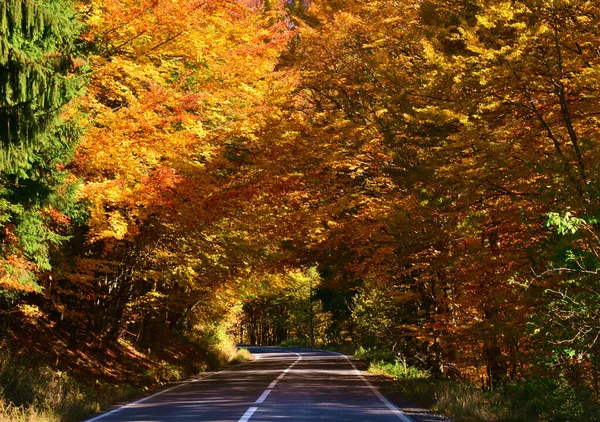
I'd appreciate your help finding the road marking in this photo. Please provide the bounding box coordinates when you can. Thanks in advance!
[84,357,259,422]
[87,349,412,422]
[330,352,414,422]
[84,380,198,422]
[255,389,272,403]
[237,352,302,422]
[238,406,258,422]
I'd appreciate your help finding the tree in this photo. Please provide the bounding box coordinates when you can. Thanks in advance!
[0,0,86,293]
[45,0,297,343]
[277,0,600,389]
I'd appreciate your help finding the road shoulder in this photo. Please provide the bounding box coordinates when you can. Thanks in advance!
[350,358,451,422]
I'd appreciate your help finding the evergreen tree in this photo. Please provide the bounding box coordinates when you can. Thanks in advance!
[0,0,86,292]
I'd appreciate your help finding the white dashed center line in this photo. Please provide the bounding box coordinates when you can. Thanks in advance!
[237,352,302,422]
[238,406,258,422]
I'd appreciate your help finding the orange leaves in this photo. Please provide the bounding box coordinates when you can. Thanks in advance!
[76,0,295,248]
[0,255,38,292]
[64,1,301,339]
[42,207,72,233]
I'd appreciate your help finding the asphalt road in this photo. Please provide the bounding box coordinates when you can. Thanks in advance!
[83,347,423,422]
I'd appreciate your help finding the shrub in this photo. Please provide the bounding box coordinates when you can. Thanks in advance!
[369,359,430,380]
[230,348,254,365]
[280,337,307,347]
[354,346,396,363]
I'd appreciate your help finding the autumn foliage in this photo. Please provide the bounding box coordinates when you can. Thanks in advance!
[2,0,600,420]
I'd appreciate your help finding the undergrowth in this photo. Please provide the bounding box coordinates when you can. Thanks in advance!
[230,348,253,364]
[0,399,59,422]
[354,347,600,422]
[192,323,254,369]
[0,330,252,422]
[0,352,143,422]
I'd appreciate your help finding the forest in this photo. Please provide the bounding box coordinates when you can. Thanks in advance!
[1,0,600,420]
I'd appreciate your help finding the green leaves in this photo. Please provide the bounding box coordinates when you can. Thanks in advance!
[0,0,85,169]
[546,212,587,235]
[0,0,85,292]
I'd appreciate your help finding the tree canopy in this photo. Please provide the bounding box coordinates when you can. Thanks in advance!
[3,0,600,420]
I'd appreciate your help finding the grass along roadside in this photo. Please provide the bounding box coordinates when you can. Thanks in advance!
[0,399,59,422]
[0,352,144,422]
[355,347,600,422]
[0,344,253,422]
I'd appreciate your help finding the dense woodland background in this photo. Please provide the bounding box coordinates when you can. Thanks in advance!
[2,0,600,420]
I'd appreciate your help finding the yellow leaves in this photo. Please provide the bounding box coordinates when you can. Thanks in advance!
[375,108,388,118]
[361,38,388,50]
[413,106,469,126]
[476,15,496,29]
[84,183,133,242]
[347,164,365,179]
[576,14,592,25]
[52,0,370,343]
[474,1,530,29]
[17,304,44,319]
[420,40,438,62]
[331,11,365,36]
[107,212,129,240]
